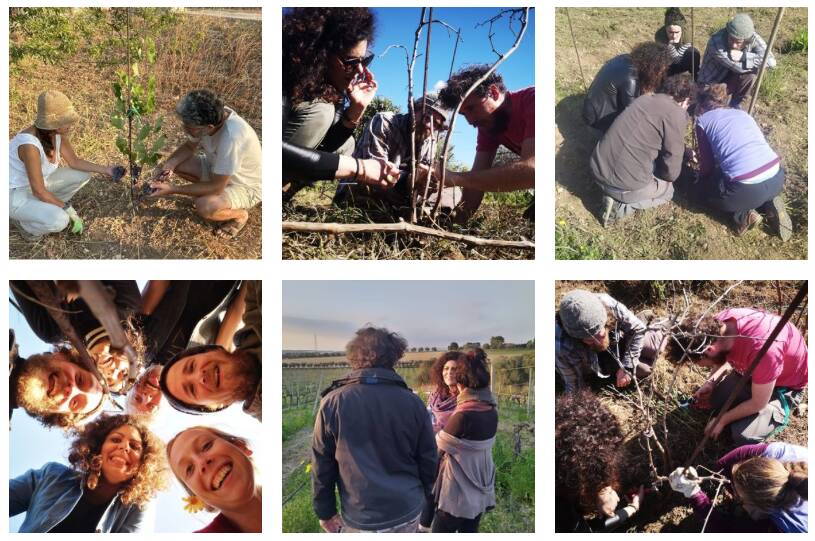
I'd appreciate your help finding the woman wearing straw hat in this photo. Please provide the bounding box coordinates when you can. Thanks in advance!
[9,90,120,238]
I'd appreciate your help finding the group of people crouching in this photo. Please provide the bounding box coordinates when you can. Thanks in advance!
[312,327,498,532]
[583,9,792,240]
[283,7,535,222]
[555,288,808,532]
[9,280,262,532]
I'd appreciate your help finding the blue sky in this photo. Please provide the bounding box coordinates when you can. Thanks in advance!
[282,280,535,350]
[9,283,265,533]
[284,7,535,167]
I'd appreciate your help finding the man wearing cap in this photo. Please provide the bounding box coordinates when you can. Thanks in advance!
[654,8,701,79]
[159,280,261,421]
[10,90,121,238]
[334,92,460,214]
[698,13,777,108]
[556,289,666,393]
[433,66,534,219]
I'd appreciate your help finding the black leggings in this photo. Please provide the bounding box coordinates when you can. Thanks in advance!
[694,167,785,227]
[431,509,482,533]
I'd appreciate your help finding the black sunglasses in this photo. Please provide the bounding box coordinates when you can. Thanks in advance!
[340,51,375,70]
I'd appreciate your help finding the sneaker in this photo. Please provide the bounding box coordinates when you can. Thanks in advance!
[734,209,763,236]
[765,196,793,242]
[600,195,621,227]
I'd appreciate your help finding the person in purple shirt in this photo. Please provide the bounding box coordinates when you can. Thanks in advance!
[670,442,808,532]
[690,83,792,240]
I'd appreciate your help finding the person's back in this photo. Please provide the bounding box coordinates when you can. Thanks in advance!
[313,366,436,531]
[696,108,778,181]
[590,93,687,191]
[582,54,638,132]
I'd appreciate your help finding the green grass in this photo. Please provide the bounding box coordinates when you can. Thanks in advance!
[556,220,611,260]
[283,408,314,442]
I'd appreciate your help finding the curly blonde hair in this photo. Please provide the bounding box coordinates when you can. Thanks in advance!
[68,414,168,508]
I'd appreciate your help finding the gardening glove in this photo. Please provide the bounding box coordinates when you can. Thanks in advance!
[63,206,84,234]
[669,467,701,498]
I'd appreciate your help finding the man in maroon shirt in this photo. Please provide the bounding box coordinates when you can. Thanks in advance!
[436,65,535,218]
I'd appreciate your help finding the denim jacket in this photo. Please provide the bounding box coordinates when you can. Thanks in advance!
[10,462,146,533]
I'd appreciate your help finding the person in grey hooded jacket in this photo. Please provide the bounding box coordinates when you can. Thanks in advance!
[311,326,437,533]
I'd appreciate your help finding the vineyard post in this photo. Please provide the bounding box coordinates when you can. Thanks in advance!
[527,365,534,417]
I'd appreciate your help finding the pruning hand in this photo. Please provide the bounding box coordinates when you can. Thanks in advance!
[615,368,633,388]
[669,467,701,497]
[151,164,174,182]
[319,514,345,533]
[597,486,620,518]
[693,381,715,403]
[63,206,84,234]
[704,417,726,440]
[357,157,399,188]
[149,181,174,197]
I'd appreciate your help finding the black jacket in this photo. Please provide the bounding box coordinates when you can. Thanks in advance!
[582,54,639,132]
[311,367,437,530]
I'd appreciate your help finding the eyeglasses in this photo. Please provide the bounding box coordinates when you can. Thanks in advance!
[340,51,375,71]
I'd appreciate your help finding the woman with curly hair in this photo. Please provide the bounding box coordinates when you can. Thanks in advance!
[670,441,807,532]
[166,427,261,533]
[688,83,792,239]
[429,348,497,532]
[427,351,465,433]
[555,389,643,531]
[282,7,399,194]
[9,414,167,532]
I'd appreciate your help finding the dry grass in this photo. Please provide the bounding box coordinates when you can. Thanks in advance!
[283,184,534,260]
[9,9,262,259]
[555,280,808,532]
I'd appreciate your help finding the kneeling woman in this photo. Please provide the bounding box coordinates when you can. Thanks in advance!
[9,414,166,532]
[692,84,792,239]
[432,348,497,533]
[10,90,120,238]
[167,427,262,532]
[671,442,807,533]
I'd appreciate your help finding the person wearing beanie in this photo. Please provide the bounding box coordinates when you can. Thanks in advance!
[555,289,667,393]
[9,90,123,239]
[654,8,701,79]
[698,12,777,108]
[333,92,461,217]
[670,442,807,532]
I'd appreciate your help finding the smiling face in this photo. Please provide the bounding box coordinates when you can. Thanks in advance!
[165,349,255,410]
[327,39,369,91]
[91,341,130,392]
[169,428,255,512]
[26,354,104,415]
[100,424,143,486]
[128,365,162,414]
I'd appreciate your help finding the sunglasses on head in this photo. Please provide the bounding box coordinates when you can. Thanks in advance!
[340,51,375,70]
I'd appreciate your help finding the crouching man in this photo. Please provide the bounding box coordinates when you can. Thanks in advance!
[692,308,807,445]
[556,289,667,392]
[149,90,262,238]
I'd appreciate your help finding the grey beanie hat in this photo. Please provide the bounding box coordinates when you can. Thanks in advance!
[726,13,755,40]
[559,290,607,339]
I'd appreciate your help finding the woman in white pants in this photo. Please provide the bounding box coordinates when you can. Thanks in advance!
[9,90,119,238]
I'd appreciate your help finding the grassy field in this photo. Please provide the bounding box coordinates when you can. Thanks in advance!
[555,8,808,260]
[282,347,535,532]
[555,281,808,532]
[9,8,261,259]
[283,184,535,260]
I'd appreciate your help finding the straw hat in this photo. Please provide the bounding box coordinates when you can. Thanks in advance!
[34,90,79,130]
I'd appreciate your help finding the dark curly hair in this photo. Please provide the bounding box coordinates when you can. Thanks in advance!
[630,42,672,94]
[430,351,466,397]
[438,64,506,110]
[455,348,491,389]
[175,89,225,126]
[695,83,730,115]
[659,73,694,103]
[345,326,408,370]
[556,389,623,513]
[283,8,375,106]
[68,414,168,508]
